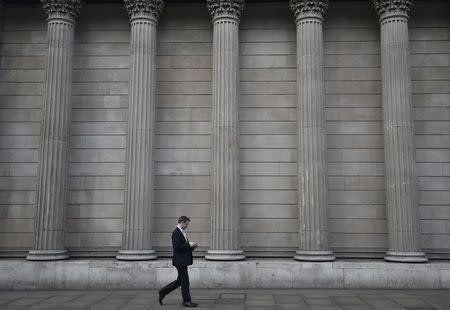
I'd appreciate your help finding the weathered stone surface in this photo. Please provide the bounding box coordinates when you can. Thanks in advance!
[1,259,450,289]
[0,1,449,261]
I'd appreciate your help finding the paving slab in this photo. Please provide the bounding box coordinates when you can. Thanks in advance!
[0,289,446,309]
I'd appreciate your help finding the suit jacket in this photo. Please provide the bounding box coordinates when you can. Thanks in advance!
[171,227,193,267]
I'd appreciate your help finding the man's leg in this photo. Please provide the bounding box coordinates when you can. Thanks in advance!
[159,268,182,302]
[159,278,181,297]
[177,266,192,303]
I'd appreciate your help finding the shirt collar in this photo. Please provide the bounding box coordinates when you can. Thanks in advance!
[177,225,184,232]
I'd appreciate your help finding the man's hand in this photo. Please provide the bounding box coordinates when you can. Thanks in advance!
[189,242,199,249]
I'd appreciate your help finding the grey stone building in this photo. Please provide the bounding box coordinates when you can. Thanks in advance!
[0,0,449,288]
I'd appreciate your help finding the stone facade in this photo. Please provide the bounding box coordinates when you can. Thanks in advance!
[0,0,449,262]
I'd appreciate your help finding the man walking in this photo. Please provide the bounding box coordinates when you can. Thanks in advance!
[159,216,199,307]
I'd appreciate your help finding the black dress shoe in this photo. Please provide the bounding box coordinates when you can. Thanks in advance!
[182,301,198,307]
[158,294,164,305]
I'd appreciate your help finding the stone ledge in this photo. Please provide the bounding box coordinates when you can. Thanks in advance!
[0,258,449,289]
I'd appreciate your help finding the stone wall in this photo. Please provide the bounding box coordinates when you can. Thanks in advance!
[0,5,46,255]
[323,2,386,256]
[411,1,450,257]
[68,4,130,256]
[0,0,448,258]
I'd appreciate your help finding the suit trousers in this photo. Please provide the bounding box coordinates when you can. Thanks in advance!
[159,266,191,302]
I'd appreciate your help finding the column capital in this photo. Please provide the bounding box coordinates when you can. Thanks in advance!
[290,0,328,22]
[123,0,164,21]
[206,0,245,22]
[373,0,412,21]
[41,0,81,22]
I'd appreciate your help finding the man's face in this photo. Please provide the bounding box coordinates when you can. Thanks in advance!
[180,221,189,230]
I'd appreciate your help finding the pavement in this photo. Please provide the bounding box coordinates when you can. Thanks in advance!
[0,289,449,310]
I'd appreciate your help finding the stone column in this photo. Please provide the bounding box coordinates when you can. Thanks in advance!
[373,0,427,263]
[205,0,245,261]
[290,0,334,262]
[27,0,81,261]
[117,0,163,261]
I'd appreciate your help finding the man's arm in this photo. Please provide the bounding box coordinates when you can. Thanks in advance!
[172,231,192,253]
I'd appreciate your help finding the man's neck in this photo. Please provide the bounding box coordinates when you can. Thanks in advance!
[177,225,184,232]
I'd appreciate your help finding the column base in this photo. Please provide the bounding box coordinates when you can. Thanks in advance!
[384,251,428,263]
[26,250,69,261]
[116,250,157,261]
[205,250,245,261]
[294,250,335,262]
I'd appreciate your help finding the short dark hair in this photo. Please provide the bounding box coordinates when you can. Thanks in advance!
[178,216,190,223]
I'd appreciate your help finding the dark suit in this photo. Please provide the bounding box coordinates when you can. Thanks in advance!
[159,227,194,303]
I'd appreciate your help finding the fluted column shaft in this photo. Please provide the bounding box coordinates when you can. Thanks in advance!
[118,0,163,260]
[374,0,427,262]
[291,0,334,262]
[27,1,81,261]
[205,0,245,261]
